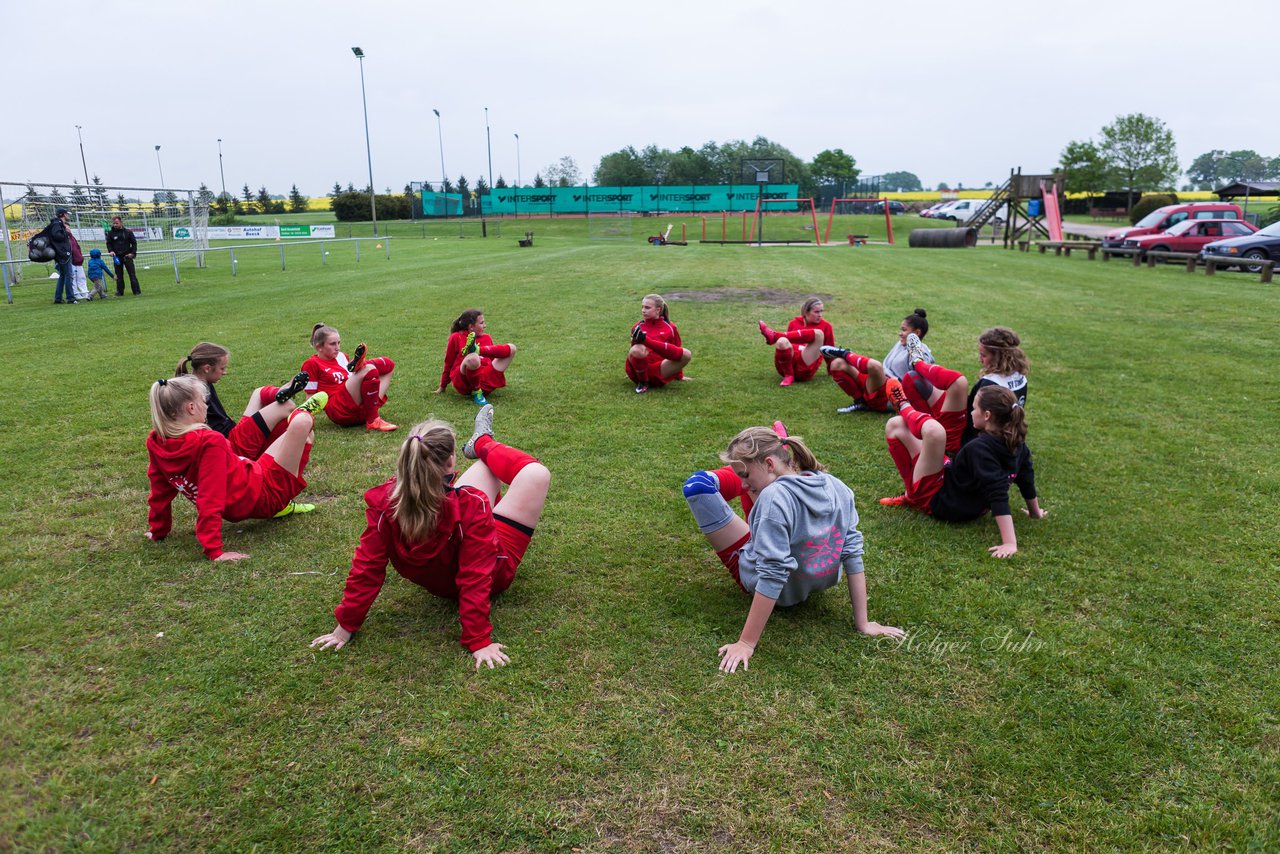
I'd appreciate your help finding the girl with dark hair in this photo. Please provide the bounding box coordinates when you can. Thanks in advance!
[301,324,398,431]
[436,309,518,406]
[879,382,1046,558]
[822,308,934,414]
[627,293,692,394]
[756,297,833,387]
[176,342,309,465]
[310,405,551,670]
[682,426,904,673]
[145,375,326,561]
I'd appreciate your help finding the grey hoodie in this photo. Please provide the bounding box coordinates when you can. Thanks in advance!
[738,472,864,607]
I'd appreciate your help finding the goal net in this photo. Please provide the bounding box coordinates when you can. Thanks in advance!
[749,197,820,244]
[823,198,895,245]
[587,212,633,241]
[1,181,210,284]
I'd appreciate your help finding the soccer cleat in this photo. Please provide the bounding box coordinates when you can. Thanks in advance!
[365,416,398,431]
[295,391,328,415]
[462,331,478,356]
[758,320,780,345]
[878,494,910,507]
[904,333,927,370]
[772,420,788,439]
[470,390,488,406]
[820,345,852,361]
[275,371,309,404]
[631,326,647,346]
[634,383,649,394]
[273,501,317,518]
[884,378,908,411]
[346,343,367,372]
[463,403,494,459]
[779,375,795,387]
[836,401,867,414]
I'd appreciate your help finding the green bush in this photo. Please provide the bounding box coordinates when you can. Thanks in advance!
[1129,193,1179,225]
[1260,204,1280,228]
[331,192,412,222]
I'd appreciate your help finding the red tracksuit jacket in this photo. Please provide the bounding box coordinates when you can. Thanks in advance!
[146,428,257,560]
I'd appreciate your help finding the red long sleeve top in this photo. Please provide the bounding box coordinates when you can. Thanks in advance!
[146,428,258,560]
[786,316,835,348]
[301,354,351,395]
[333,479,503,652]
[438,332,495,389]
[630,318,683,377]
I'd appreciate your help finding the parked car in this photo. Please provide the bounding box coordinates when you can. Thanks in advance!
[940,198,1006,224]
[1201,220,1280,272]
[1102,202,1244,248]
[1122,219,1257,257]
[928,200,964,219]
[845,199,905,215]
[920,202,950,218]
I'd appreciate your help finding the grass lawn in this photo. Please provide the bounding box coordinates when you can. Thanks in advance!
[1,225,1277,850]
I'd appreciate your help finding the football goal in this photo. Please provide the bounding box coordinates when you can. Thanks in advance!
[823,198,895,245]
[748,197,820,245]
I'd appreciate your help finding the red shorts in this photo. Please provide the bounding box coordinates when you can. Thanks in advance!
[714,532,752,594]
[490,515,533,594]
[906,469,946,513]
[322,384,365,426]
[452,361,507,395]
[831,370,890,411]
[227,454,307,520]
[228,415,287,460]
[626,355,678,386]
[791,351,823,382]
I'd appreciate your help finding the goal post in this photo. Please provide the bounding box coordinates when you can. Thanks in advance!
[823,198,895,245]
[749,197,821,245]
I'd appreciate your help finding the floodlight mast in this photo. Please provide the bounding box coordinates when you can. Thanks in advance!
[155,145,165,187]
[75,126,89,187]
[352,46,378,235]
[217,138,227,199]
[433,109,447,220]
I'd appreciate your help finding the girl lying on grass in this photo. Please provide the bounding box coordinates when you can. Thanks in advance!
[146,374,325,562]
[682,425,905,674]
[880,382,1046,558]
[311,405,551,670]
[301,323,398,432]
[436,309,518,407]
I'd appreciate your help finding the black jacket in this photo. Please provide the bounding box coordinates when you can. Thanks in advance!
[105,226,137,259]
[930,432,1036,522]
[47,218,72,260]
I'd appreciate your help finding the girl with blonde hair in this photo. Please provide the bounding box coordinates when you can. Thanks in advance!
[626,294,692,394]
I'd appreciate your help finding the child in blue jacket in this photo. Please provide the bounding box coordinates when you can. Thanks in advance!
[86,248,115,300]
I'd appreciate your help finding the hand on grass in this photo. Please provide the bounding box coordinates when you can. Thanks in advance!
[214,551,250,562]
[472,643,511,670]
[310,626,352,651]
[717,641,755,674]
[858,622,906,639]
[988,544,1018,559]
[1022,507,1049,519]
[434,385,445,394]
[145,531,161,541]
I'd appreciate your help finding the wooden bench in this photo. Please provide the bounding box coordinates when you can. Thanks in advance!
[1089,208,1127,220]
[847,234,869,246]
[1101,246,1144,265]
[1037,240,1103,260]
[1144,250,1201,271]
[1204,254,1274,284]
[517,231,534,248]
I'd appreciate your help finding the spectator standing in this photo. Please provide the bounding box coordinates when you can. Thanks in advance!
[105,216,142,296]
[68,232,91,302]
[48,208,75,304]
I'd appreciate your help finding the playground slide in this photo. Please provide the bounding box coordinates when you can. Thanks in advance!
[1041,180,1064,241]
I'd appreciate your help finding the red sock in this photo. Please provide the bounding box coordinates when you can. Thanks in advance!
[831,370,866,400]
[479,343,512,359]
[885,436,915,488]
[774,348,794,378]
[782,328,816,344]
[644,338,684,361]
[903,374,932,412]
[912,361,964,390]
[843,351,870,372]
[367,356,395,375]
[258,386,278,407]
[361,374,383,423]
[899,405,933,439]
[298,440,312,474]
[473,436,536,485]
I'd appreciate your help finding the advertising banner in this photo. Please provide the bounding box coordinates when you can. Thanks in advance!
[482,184,799,216]
[175,224,337,240]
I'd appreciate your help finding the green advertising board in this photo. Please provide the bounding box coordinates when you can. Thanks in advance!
[481,185,799,216]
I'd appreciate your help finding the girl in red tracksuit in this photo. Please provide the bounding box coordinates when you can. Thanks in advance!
[175,341,309,462]
[436,309,518,407]
[145,374,325,562]
[879,383,1046,558]
[310,405,551,670]
[301,323,398,432]
[756,297,834,387]
[626,293,692,394]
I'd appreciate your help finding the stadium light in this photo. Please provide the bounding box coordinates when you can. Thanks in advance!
[75,126,89,187]
[514,132,521,188]
[484,107,493,202]
[433,109,447,220]
[154,145,165,187]
[351,46,378,235]
[217,138,227,199]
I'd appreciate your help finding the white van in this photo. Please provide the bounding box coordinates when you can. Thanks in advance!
[941,198,1006,224]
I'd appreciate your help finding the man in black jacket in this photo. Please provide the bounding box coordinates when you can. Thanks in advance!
[48,208,75,304]
[105,216,142,295]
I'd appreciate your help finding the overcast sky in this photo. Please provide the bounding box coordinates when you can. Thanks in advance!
[5,0,1278,197]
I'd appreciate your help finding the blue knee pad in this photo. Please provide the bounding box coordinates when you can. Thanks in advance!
[682,470,720,498]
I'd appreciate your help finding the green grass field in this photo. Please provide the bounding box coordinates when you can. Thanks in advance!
[2,223,1277,850]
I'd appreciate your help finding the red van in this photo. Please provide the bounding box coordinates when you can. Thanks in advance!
[1102,202,1244,248]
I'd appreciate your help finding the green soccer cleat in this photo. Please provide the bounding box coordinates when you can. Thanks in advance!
[470,389,488,406]
[462,331,478,356]
[273,501,316,518]
[296,391,328,415]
